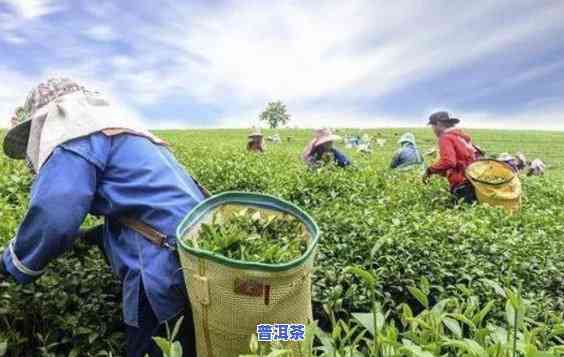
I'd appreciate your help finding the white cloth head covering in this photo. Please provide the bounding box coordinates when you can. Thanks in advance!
[398,132,416,146]
[529,159,546,175]
[26,90,164,172]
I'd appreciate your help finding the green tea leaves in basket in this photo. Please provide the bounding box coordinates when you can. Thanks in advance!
[184,208,308,264]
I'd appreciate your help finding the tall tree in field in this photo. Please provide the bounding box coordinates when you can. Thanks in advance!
[260,101,290,129]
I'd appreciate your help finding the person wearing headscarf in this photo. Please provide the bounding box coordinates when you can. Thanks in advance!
[247,128,265,152]
[302,128,351,168]
[528,159,546,176]
[0,78,202,357]
[390,132,424,170]
[423,111,480,204]
[497,153,520,172]
[498,152,544,175]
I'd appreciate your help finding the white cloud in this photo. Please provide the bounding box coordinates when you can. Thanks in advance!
[0,68,36,128]
[2,33,26,45]
[216,109,413,130]
[460,107,564,131]
[82,25,117,42]
[111,56,133,69]
[0,64,147,129]
[0,0,62,19]
[0,0,64,44]
[128,0,564,106]
[82,1,119,19]
[211,107,564,131]
[458,59,564,104]
[1,0,563,130]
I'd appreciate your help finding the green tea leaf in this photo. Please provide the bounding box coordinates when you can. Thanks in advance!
[481,279,507,298]
[443,317,462,338]
[344,266,376,289]
[408,286,429,308]
[152,337,171,355]
[353,313,375,335]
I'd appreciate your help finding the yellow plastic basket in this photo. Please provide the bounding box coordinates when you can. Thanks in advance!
[465,160,522,213]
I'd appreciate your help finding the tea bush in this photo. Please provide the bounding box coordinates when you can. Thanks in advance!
[1,129,564,356]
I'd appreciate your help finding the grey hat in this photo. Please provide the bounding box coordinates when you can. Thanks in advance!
[427,111,460,126]
[3,78,84,159]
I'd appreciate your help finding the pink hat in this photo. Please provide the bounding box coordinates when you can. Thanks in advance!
[302,128,341,161]
[312,128,341,147]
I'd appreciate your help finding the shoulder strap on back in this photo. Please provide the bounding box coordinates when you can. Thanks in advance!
[118,217,169,248]
[118,177,212,249]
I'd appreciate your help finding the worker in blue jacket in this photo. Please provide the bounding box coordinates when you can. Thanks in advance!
[390,132,424,170]
[0,78,203,357]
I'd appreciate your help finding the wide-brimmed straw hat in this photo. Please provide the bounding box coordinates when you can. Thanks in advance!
[312,128,341,147]
[248,127,263,138]
[427,111,460,126]
[3,78,85,159]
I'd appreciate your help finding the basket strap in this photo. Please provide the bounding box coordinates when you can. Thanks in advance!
[193,177,212,198]
[117,179,211,249]
[118,217,171,249]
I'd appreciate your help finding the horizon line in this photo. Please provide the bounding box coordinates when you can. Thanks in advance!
[1,126,564,133]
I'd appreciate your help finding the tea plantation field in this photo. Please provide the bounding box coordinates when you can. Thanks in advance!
[1,128,564,356]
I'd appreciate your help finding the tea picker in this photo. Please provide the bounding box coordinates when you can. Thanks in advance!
[390,132,424,170]
[497,153,521,172]
[498,152,546,176]
[302,128,351,168]
[0,78,204,357]
[422,111,480,204]
[247,127,265,152]
[528,159,546,176]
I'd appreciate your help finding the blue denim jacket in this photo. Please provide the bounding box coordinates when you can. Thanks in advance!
[1,133,205,327]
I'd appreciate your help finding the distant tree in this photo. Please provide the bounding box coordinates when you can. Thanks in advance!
[260,101,290,129]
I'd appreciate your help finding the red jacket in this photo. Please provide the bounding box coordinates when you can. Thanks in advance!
[428,129,477,190]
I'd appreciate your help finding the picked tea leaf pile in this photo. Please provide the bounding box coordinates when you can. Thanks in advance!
[478,173,507,184]
[186,208,307,263]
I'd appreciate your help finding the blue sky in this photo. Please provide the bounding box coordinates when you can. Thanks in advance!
[1,0,563,129]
